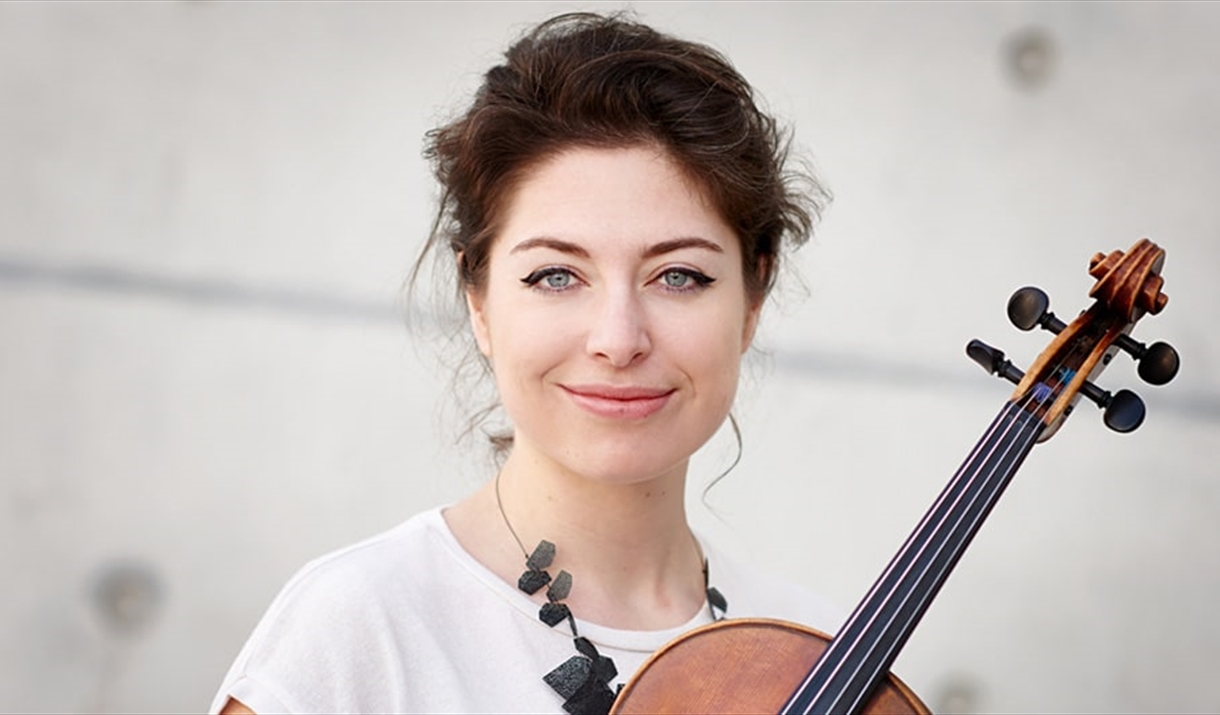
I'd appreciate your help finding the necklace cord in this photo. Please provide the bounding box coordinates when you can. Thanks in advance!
[495,471,530,560]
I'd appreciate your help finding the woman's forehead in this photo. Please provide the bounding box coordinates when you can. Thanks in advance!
[494,146,738,256]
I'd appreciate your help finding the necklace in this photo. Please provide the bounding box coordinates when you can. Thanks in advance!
[494,472,728,715]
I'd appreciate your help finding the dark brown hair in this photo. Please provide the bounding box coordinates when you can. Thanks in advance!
[412,11,827,458]
[417,11,827,305]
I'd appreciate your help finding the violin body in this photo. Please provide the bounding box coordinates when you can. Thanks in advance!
[612,619,928,714]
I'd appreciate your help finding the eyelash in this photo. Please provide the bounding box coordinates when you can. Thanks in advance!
[520,266,581,292]
[656,267,716,293]
[519,266,716,294]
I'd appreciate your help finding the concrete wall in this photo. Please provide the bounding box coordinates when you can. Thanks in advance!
[2,2,1217,712]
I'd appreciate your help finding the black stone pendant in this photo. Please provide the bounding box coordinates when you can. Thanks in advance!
[707,586,727,618]
[518,568,552,595]
[526,540,556,570]
[563,679,616,715]
[543,655,590,700]
[547,570,572,601]
[539,601,571,627]
[544,653,617,715]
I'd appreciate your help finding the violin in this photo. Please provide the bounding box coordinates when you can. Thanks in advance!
[612,238,1179,714]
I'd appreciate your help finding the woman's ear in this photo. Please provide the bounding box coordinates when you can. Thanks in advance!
[466,287,492,358]
[741,299,762,353]
[741,256,770,352]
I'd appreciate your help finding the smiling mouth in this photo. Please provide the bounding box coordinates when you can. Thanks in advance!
[560,385,676,420]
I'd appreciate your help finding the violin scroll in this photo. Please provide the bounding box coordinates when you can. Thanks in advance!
[1088,238,1169,320]
[969,239,1178,437]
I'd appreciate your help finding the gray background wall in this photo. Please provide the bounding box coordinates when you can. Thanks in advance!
[2,2,1218,713]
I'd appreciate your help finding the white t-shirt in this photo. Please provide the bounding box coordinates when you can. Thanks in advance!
[210,507,843,714]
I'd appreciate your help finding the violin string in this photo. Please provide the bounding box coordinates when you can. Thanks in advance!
[819,347,1083,715]
[797,352,1074,715]
[822,404,1037,714]
[831,400,1043,715]
[816,394,1043,715]
[789,399,1032,713]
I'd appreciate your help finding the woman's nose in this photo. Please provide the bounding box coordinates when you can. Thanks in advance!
[585,288,652,368]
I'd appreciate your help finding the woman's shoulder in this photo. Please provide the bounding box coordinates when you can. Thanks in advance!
[227,506,483,671]
[210,507,474,713]
[267,507,449,608]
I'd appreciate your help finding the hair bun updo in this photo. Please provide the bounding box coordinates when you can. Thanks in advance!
[420,11,828,305]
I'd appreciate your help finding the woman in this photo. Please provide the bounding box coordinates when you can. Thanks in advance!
[213,12,839,714]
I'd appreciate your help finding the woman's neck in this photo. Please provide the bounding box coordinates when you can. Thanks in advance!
[445,443,708,631]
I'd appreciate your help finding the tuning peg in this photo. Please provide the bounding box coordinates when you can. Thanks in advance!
[1104,390,1146,433]
[1009,285,1179,386]
[1112,335,1180,385]
[1007,287,1066,334]
[970,338,1148,433]
[966,339,1025,385]
[1078,381,1146,433]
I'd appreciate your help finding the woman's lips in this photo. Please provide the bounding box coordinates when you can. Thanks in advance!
[561,385,675,420]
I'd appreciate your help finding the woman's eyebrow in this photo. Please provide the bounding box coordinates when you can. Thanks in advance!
[642,237,725,258]
[509,237,590,257]
[508,236,724,258]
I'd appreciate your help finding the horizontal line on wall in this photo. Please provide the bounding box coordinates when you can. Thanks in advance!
[3,253,1216,422]
[0,254,403,323]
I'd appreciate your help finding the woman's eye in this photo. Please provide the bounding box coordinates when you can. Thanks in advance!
[544,271,572,289]
[521,267,577,291]
[658,268,715,292]
[662,270,691,288]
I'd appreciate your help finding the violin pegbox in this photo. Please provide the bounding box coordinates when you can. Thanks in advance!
[968,238,1179,439]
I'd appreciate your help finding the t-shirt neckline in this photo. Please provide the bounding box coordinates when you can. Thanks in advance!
[426,506,715,653]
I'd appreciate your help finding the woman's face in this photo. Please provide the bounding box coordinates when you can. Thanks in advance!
[467,145,760,485]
